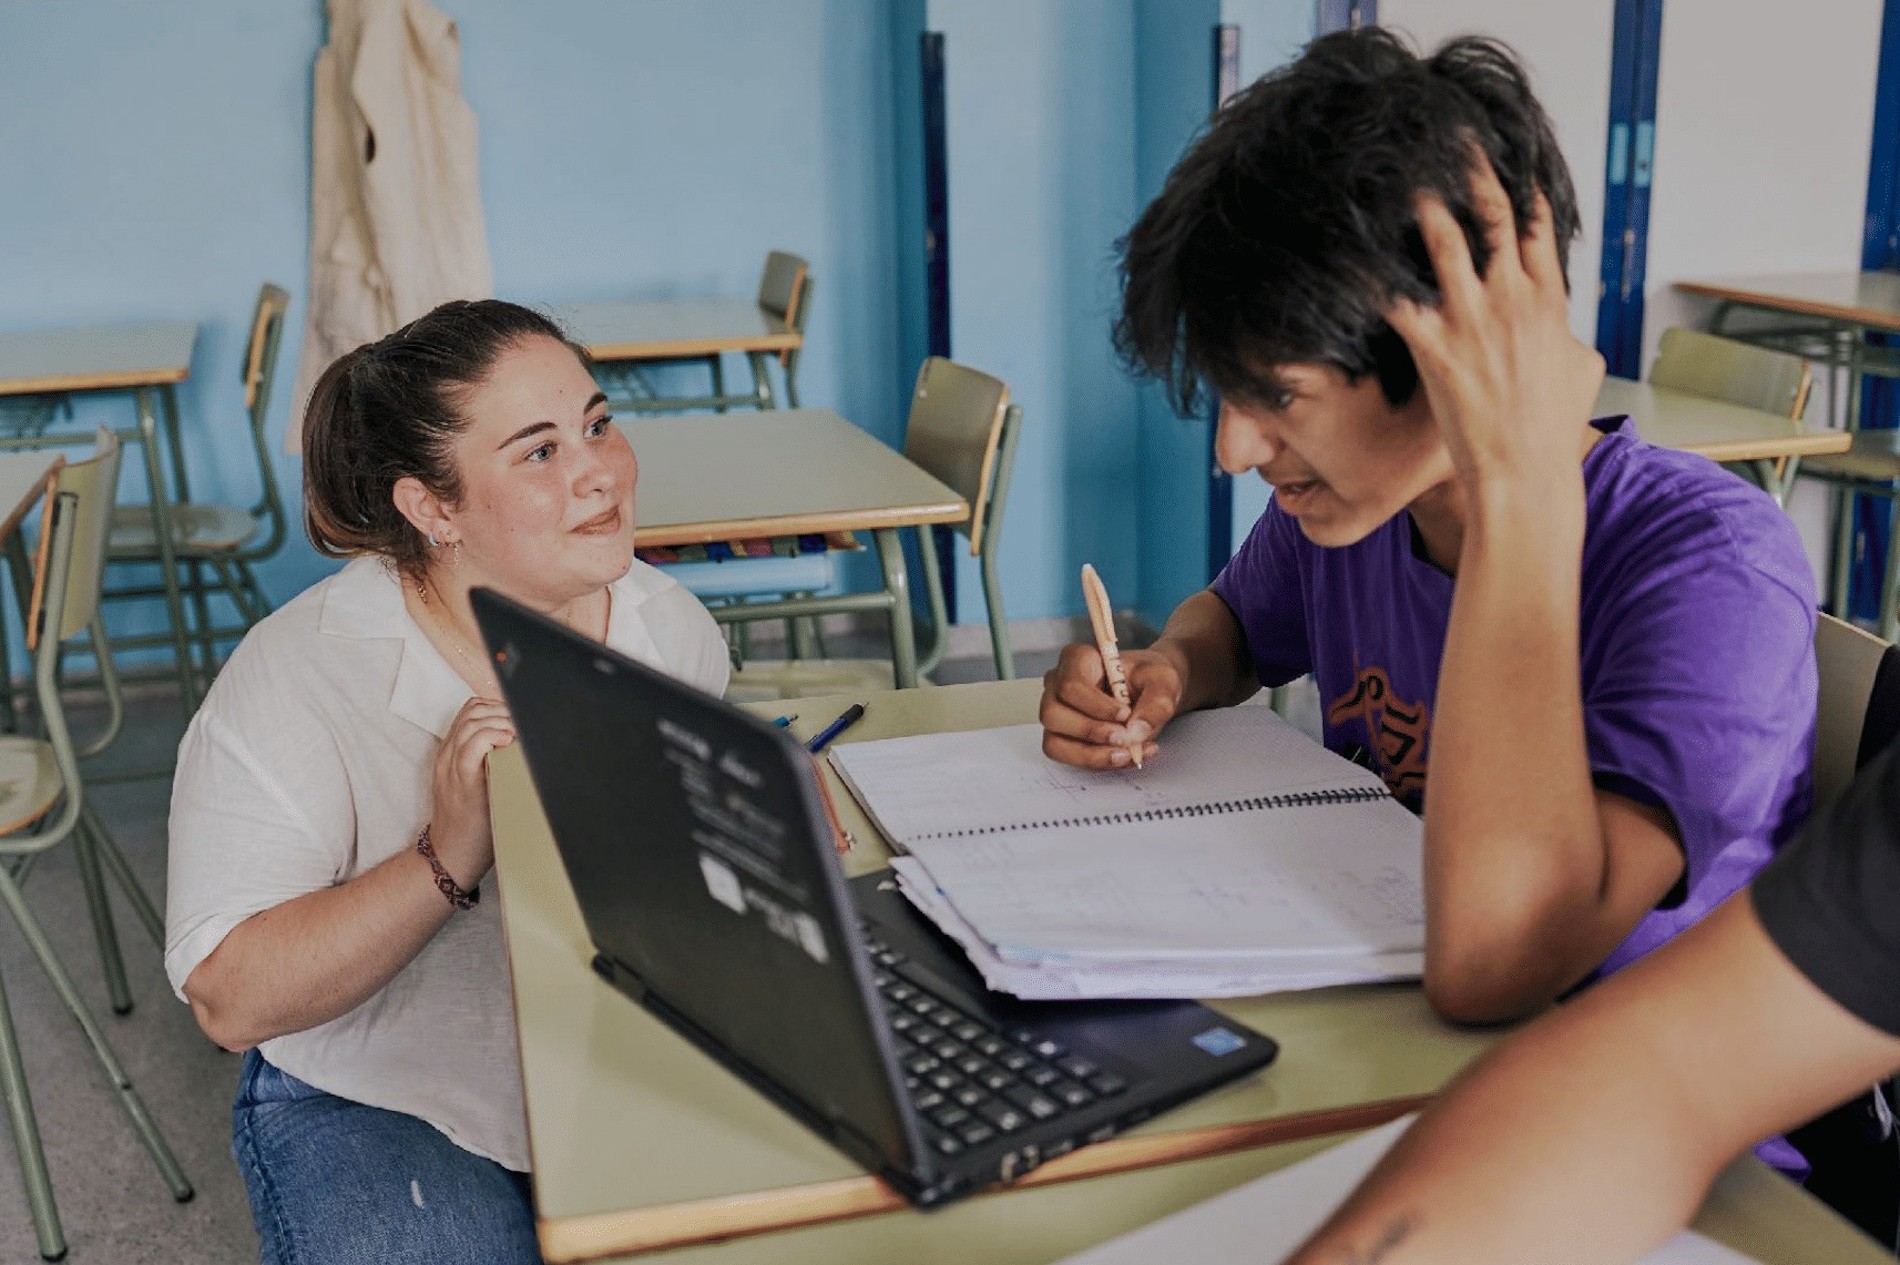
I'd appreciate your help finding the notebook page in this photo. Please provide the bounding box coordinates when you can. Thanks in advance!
[1056,1116,1759,1265]
[829,704,1386,847]
[902,797,1424,958]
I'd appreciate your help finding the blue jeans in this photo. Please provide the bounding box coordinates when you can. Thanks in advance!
[231,1050,543,1264]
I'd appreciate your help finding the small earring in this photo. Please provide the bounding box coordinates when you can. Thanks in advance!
[427,533,440,548]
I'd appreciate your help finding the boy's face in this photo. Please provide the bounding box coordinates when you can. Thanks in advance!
[1215,363,1453,547]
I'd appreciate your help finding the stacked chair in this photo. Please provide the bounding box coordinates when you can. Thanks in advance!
[0,433,192,1260]
[102,283,293,680]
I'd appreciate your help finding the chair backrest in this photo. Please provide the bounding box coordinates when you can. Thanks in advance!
[244,283,292,417]
[1650,326,1813,419]
[240,284,293,541]
[903,358,1016,557]
[757,252,810,370]
[1814,612,1900,806]
[27,429,122,652]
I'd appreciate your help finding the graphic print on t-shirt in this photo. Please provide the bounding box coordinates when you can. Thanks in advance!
[1325,665,1430,806]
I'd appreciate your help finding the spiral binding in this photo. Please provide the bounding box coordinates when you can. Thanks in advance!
[912,785,1390,841]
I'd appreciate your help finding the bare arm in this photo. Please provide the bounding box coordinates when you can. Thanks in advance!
[1388,168,1683,1024]
[181,698,513,1050]
[1288,893,1900,1265]
[1041,589,1259,769]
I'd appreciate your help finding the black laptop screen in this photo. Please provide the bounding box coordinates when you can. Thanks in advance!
[473,590,914,1166]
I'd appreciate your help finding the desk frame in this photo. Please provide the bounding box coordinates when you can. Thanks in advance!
[0,324,204,710]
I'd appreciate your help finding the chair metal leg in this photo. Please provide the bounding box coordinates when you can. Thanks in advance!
[872,527,918,689]
[0,961,64,1260]
[185,559,217,681]
[73,819,131,1016]
[914,526,951,681]
[708,356,727,416]
[133,388,200,712]
[790,610,820,661]
[1832,486,1857,620]
[746,352,777,410]
[0,870,193,1204]
[980,551,1015,682]
[1882,496,1900,644]
[82,805,163,947]
[236,559,273,622]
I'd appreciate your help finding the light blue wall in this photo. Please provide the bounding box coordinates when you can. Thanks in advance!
[2,0,1317,657]
[1132,0,1221,628]
[0,0,903,648]
[924,0,1142,624]
[1127,0,1315,628]
[1220,0,1318,564]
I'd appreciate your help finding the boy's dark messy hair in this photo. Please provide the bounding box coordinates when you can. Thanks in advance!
[1116,27,1579,412]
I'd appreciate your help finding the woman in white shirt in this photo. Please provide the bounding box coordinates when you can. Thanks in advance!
[164,301,728,1264]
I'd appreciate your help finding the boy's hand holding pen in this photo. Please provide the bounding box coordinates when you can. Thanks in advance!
[1037,564,1174,772]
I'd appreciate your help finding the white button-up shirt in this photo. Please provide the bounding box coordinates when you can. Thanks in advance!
[165,555,728,1170]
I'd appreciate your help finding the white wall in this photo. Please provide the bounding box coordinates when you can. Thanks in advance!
[1643,0,1881,362]
[1378,0,1616,341]
[1643,0,1882,580]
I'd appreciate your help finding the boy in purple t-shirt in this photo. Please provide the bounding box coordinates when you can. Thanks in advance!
[1040,30,1816,1029]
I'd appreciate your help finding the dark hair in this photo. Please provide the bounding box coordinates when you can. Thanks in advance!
[1116,27,1580,412]
[302,299,592,574]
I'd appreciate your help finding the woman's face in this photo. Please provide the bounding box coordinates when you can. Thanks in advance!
[435,334,637,605]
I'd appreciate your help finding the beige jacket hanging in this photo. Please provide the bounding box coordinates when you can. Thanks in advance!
[288,0,494,453]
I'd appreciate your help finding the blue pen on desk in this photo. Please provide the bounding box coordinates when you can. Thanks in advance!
[772,714,798,728]
[807,703,866,754]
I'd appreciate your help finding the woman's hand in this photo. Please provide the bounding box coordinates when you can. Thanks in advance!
[1039,643,1183,769]
[428,697,516,889]
[1385,155,1604,500]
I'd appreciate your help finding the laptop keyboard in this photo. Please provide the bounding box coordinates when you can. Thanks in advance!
[862,930,1128,1158]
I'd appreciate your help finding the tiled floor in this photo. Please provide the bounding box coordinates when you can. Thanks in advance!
[0,638,1321,1263]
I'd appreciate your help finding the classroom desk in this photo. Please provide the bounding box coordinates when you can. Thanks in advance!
[0,321,203,708]
[491,677,1884,1264]
[1675,272,1900,431]
[565,299,801,413]
[1595,374,1849,502]
[625,410,967,687]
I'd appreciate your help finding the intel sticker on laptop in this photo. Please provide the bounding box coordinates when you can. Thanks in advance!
[1192,1027,1247,1057]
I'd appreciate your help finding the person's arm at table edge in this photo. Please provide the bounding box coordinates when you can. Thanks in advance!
[1284,891,1900,1265]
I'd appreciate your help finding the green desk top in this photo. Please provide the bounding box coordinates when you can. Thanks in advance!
[1675,271,1900,334]
[1594,376,1847,464]
[0,321,198,397]
[561,299,799,362]
[491,679,1882,1264]
[622,410,967,548]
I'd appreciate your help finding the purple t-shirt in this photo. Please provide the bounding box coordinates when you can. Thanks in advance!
[1211,417,1817,977]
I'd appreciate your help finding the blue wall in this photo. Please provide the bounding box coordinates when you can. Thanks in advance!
[1127,0,1315,627]
[924,0,1142,624]
[1133,0,1221,628]
[1,0,1315,659]
[0,0,903,648]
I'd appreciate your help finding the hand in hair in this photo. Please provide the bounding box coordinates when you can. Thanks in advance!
[1385,155,1605,500]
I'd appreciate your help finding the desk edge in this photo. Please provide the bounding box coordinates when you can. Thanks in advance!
[0,366,192,396]
[1673,282,1900,334]
[534,1093,1430,1264]
[636,503,970,549]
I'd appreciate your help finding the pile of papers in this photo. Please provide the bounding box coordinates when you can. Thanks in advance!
[830,709,1428,1001]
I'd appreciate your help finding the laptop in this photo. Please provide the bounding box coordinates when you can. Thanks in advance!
[472,588,1278,1207]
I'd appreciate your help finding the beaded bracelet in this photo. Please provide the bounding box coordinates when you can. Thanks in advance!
[416,825,480,911]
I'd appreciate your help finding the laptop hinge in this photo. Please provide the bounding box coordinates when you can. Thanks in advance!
[590,952,648,1002]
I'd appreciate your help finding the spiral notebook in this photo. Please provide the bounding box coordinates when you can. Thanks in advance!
[829,706,1426,999]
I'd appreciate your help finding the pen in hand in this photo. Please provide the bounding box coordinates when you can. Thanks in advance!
[1081,564,1141,769]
